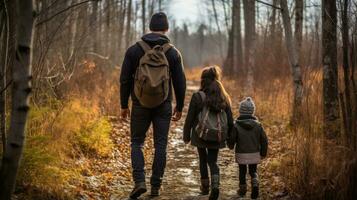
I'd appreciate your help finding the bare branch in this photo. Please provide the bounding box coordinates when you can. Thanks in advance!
[256,0,282,10]
[35,0,93,27]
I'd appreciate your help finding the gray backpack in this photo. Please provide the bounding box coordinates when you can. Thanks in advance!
[134,41,172,108]
[195,91,228,142]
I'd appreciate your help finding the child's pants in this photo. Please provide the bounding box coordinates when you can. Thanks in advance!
[238,164,258,185]
[197,147,219,179]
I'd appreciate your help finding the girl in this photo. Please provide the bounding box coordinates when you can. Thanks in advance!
[183,66,233,200]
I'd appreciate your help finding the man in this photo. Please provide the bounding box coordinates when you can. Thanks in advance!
[120,12,186,199]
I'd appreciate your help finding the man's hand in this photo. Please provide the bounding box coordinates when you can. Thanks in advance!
[121,108,130,122]
[172,107,182,121]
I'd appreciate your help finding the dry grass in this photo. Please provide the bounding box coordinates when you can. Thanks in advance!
[196,66,356,199]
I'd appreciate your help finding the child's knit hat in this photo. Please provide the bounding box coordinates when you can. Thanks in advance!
[239,97,255,116]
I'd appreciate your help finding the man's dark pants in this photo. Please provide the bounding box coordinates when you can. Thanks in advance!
[130,101,172,187]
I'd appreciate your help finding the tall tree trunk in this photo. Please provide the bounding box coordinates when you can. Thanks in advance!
[341,0,352,138]
[294,0,303,65]
[232,0,243,74]
[0,5,8,154]
[351,34,357,150]
[243,0,255,95]
[269,0,277,64]
[322,0,339,139]
[211,0,224,59]
[125,0,132,49]
[220,0,229,31]
[90,0,98,52]
[142,0,146,34]
[118,0,127,57]
[312,16,320,68]
[280,0,304,122]
[149,0,154,18]
[0,0,34,199]
[158,0,162,11]
[69,0,79,59]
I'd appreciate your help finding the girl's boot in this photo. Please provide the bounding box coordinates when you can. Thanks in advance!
[251,176,259,199]
[200,178,210,195]
[209,175,220,200]
[238,184,247,197]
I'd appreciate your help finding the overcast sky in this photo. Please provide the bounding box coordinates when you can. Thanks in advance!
[168,0,201,24]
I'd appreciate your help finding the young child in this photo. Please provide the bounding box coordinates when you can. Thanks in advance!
[228,97,268,199]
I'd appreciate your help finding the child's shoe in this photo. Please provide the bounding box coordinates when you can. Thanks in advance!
[150,186,160,197]
[200,178,210,195]
[237,184,247,197]
[209,175,220,200]
[251,177,259,199]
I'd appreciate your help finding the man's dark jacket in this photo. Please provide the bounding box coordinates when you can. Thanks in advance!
[120,33,186,111]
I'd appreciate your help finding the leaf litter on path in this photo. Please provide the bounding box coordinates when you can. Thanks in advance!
[74,80,292,200]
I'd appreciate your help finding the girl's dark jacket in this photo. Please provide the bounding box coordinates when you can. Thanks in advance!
[183,91,234,149]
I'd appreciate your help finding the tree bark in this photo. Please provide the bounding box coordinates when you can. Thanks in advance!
[341,0,352,138]
[211,0,224,59]
[118,0,127,56]
[0,4,8,154]
[322,0,340,139]
[232,0,243,74]
[142,0,146,34]
[125,0,132,48]
[243,0,255,95]
[294,0,303,65]
[0,0,34,199]
[90,0,98,52]
[280,0,304,122]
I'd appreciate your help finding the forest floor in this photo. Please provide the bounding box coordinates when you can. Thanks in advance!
[76,80,292,200]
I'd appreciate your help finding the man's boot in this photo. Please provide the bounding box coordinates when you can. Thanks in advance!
[238,184,247,197]
[251,176,259,199]
[209,174,220,200]
[200,178,210,195]
[129,182,147,199]
[150,186,160,197]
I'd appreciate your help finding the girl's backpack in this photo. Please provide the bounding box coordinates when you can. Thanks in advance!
[134,40,172,108]
[195,91,228,142]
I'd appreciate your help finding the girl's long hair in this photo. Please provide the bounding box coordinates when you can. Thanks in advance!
[200,66,231,111]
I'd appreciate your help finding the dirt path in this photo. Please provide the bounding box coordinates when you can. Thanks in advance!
[79,81,290,200]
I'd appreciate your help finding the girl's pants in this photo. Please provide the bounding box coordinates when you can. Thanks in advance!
[197,147,219,179]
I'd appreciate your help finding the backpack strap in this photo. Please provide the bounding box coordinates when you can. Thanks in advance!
[162,43,173,53]
[198,91,206,102]
[138,40,151,53]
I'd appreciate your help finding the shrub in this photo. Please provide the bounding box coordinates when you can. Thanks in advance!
[74,117,113,157]
[15,97,114,198]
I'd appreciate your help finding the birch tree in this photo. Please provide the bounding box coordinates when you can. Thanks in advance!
[0,0,34,198]
[322,0,339,139]
[280,0,303,122]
